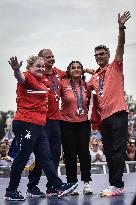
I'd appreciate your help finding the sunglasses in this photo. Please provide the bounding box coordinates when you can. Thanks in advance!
[93,144,98,146]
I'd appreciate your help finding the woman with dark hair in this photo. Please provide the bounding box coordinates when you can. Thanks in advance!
[60,61,93,195]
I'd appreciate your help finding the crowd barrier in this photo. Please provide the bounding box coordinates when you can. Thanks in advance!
[0,161,136,178]
[58,161,136,175]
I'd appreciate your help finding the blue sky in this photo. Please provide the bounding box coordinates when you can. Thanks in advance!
[0,0,136,111]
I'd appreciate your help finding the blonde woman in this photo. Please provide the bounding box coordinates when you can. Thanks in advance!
[5,56,77,201]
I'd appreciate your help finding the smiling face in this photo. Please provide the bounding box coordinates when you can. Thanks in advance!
[94,48,110,68]
[42,49,55,69]
[0,142,8,157]
[92,142,99,151]
[30,59,45,78]
[69,62,83,79]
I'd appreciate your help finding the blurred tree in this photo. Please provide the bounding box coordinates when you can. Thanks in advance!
[125,93,136,112]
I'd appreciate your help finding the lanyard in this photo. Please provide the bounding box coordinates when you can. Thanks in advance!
[70,80,83,109]
[48,74,58,94]
[98,71,106,97]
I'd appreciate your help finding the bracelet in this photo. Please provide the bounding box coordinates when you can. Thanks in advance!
[119,26,126,30]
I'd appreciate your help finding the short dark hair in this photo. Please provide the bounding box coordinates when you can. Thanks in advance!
[38,49,52,57]
[94,45,110,54]
[38,49,45,57]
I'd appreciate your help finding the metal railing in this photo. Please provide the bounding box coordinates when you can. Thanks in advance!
[58,161,136,175]
[0,161,136,177]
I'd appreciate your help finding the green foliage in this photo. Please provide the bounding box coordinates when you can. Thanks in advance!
[125,94,136,112]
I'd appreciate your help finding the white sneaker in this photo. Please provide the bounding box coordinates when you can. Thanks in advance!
[70,188,79,195]
[100,185,125,197]
[83,183,93,195]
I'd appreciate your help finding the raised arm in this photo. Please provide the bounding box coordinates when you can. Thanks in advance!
[115,11,131,62]
[8,56,25,84]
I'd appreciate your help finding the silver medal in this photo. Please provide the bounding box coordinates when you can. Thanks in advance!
[77,108,84,115]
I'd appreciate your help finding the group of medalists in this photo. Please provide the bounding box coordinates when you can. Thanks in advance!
[4,11,131,201]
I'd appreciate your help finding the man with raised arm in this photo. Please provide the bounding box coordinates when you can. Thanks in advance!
[89,11,131,196]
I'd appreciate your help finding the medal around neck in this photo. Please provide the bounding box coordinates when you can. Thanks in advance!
[77,108,84,115]
[99,90,103,97]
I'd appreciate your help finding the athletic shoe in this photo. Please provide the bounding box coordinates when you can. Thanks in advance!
[57,182,78,198]
[100,185,125,197]
[46,187,58,196]
[83,183,93,195]
[4,189,25,201]
[70,188,79,195]
[26,186,46,198]
[112,187,125,196]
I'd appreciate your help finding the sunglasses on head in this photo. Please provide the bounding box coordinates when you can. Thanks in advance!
[93,144,98,146]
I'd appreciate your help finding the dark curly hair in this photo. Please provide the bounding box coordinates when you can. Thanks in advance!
[66,60,84,79]
[64,60,87,91]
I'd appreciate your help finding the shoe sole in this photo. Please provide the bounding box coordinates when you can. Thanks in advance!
[26,193,46,198]
[4,197,26,201]
[83,191,93,195]
[58,182,78,198]
[100,192,124,197]
[100,193,112,197]
[46,193,58,197]
[70,192,79,196]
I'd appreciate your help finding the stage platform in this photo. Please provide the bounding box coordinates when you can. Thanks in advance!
[0,173,136,205]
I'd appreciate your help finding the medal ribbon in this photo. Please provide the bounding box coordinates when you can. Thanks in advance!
[98,70,106,97]
[70,80,83,110]
[48,74,58,95]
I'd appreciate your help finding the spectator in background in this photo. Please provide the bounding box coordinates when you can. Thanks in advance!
[0,140,11,167]
[0,141,9,158]
[132,120,136,141]
[89,138,105,163]
[128,125,133,139]
[126,139,136,161]
[3,114,14,143]
[126,138,136,172]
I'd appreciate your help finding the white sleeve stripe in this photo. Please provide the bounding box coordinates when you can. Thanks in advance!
[27,90,48,94]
